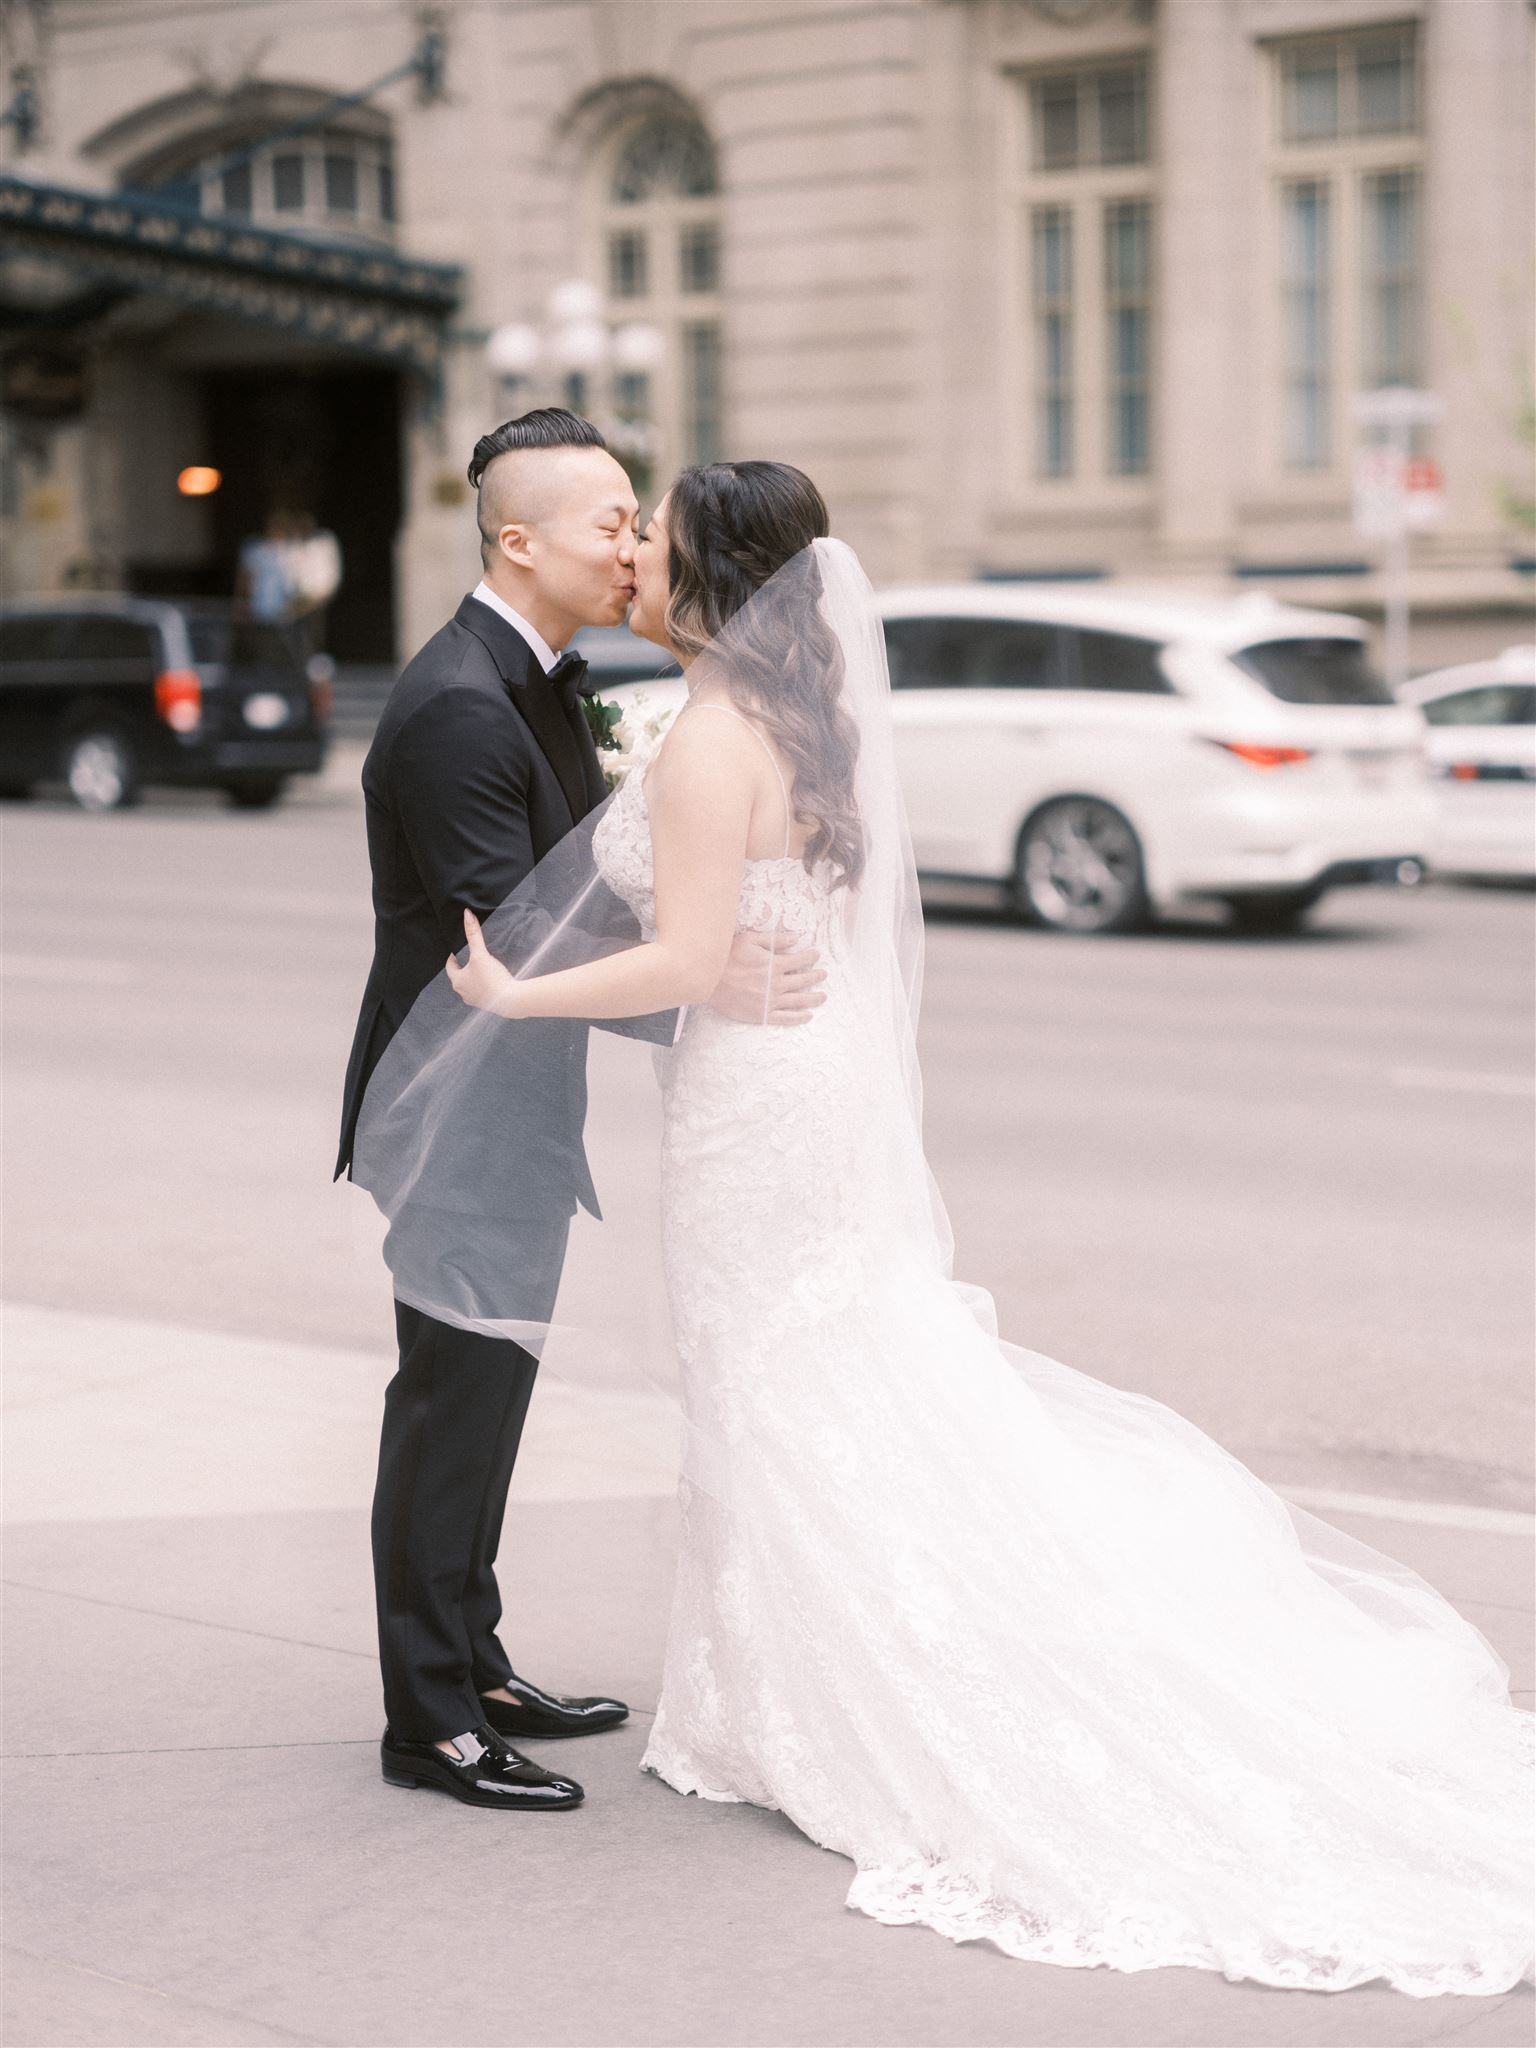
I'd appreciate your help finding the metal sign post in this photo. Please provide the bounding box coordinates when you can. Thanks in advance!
[1353,387,1444,693]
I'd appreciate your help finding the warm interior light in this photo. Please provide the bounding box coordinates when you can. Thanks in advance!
[177,466,222,497]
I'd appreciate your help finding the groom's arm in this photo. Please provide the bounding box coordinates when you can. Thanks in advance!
[390,689,538,953]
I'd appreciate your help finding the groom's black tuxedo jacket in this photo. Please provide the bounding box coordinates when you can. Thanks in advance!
[336,593,615,1216]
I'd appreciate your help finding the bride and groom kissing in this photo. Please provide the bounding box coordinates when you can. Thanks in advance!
[338,408,1530,1992]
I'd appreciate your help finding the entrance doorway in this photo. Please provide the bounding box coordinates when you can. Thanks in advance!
[205,366,402,664]
[127,364,402,663]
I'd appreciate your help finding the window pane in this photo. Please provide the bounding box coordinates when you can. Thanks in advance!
[272,152,305,211]
[73,616,157,663]
[1285,52,1340,142]
[611,117,718,204]
[680,221,719,294]
[378,158,396,222]
[1421,685,1530,727]
[1362,170,1419,388]
[615,371,650,420]
[324,151,358,215]
[1104,199,1151,476]
[1072,630,1171,694]
[608,229,648,299]
[0,615,73,662]
[1035,76,1079,171]
[1032,207,1073,479]
[1281,180,1330,469]
[1235,639,1392,706]
[1096,67,1147,167]
[1356,34,1416,135]
[683,321,722,465]
[220,161,253,216]
[883,617,1069,690]
[968,620,1072,689]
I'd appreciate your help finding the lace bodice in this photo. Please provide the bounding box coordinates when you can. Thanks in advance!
[594,759,846,952]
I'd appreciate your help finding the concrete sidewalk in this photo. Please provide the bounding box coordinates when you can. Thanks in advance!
[3,1303,1531,2048]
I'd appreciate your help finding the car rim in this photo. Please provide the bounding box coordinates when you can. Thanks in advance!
[67,736,127,811]
[1024,802,1139,931]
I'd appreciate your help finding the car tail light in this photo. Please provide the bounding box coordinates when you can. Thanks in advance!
[154,668,202,733]
[1208,740,1313,769]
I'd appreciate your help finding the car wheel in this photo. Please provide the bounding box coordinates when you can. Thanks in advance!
[1221,886,1326,934]
[1015,798,1149,935]
[225,775,288,810]
[62,726,140,813]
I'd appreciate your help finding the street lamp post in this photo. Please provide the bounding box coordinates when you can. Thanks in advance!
[484,284,665,487]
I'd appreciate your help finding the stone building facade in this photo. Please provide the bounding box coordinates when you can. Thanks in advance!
[2,0,1530,667]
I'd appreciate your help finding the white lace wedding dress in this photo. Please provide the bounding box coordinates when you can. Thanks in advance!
[593,745,1532,1997]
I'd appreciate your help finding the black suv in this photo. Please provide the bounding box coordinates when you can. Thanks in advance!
[0,597,331,810]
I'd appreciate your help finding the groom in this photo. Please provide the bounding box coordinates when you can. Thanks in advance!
[338,408,822,1810]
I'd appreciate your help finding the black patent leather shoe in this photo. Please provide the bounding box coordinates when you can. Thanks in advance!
[380,1723,583,1809]
[477,1671,629,1740]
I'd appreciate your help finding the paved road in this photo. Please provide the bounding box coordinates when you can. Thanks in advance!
[3,758,1533,2048]
[5,751,1532,1508]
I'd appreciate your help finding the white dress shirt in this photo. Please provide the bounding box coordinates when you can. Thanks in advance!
[470,580,560,674]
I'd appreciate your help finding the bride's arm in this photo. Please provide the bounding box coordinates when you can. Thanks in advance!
[447,712,754,1020]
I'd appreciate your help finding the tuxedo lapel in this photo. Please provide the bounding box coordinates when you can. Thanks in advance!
[455,594,593,825]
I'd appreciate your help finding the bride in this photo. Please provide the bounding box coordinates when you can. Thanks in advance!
[363,460,1532,1996]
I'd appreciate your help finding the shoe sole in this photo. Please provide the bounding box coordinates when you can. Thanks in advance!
[381,1764,583,1809]
[478,1715,629,1740]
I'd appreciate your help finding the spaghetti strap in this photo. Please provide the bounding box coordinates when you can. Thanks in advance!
[681,700,793,858]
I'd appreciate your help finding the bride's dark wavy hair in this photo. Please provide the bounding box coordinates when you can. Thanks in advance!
[663,460,865,889]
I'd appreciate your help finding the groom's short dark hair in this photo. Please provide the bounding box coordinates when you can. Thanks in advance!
[466,407,606,490]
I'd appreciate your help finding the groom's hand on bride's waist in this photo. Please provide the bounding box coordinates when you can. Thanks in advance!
[708,930,826,1027]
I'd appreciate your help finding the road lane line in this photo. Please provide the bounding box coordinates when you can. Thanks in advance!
[1390,1065,1534,1098]
[1281,1486,1533,1538]
[0,955,136,985]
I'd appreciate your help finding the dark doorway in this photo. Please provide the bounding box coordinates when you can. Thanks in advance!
[194,365,402,663]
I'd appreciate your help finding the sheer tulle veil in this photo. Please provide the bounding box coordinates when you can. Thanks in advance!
[350,535,951,1428]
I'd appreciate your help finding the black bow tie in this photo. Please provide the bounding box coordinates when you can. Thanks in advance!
[547,649,592,714]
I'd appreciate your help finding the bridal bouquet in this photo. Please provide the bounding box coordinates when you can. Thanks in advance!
[591,688,682,792]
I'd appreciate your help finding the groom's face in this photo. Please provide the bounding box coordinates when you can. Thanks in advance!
[488,447,639,634]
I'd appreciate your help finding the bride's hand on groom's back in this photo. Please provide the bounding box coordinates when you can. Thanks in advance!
[708,930,826,1027]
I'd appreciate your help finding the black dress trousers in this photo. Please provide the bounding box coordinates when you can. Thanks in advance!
[371,1217,569,1740]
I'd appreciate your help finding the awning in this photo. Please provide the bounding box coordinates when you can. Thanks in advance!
[0,173,460,377]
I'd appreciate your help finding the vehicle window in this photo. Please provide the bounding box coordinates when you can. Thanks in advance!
[185,613,304,671]
[1233,638,1393,705]
[1070,629,1172,693]
[0,615,74,662]
[72,617,158,663]
[884,617,1070,690]
[1420,683,1536,728]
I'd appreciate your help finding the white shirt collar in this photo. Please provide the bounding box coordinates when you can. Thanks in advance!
[470,580,560,675]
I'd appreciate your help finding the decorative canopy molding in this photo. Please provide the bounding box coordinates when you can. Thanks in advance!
[0,173,459,375]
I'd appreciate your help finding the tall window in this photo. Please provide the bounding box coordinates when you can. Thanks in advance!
[595,112,722,480]
[1017,59,1154,483]
[1031,208,1073,477]
[1270,26,1420,474]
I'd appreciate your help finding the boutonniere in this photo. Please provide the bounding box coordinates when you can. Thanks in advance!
[582,693,624,754]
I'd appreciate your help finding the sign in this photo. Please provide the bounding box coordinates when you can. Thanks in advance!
[1352,448,1444,540]
[0,344,89,423]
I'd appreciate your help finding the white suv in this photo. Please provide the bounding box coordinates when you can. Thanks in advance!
[880,585,1433,933]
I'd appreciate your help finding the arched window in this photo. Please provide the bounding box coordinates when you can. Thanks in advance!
[187,129,397,243]
[596,111,722,478]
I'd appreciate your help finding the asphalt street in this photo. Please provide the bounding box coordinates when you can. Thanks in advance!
[3,748,1533,2048]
